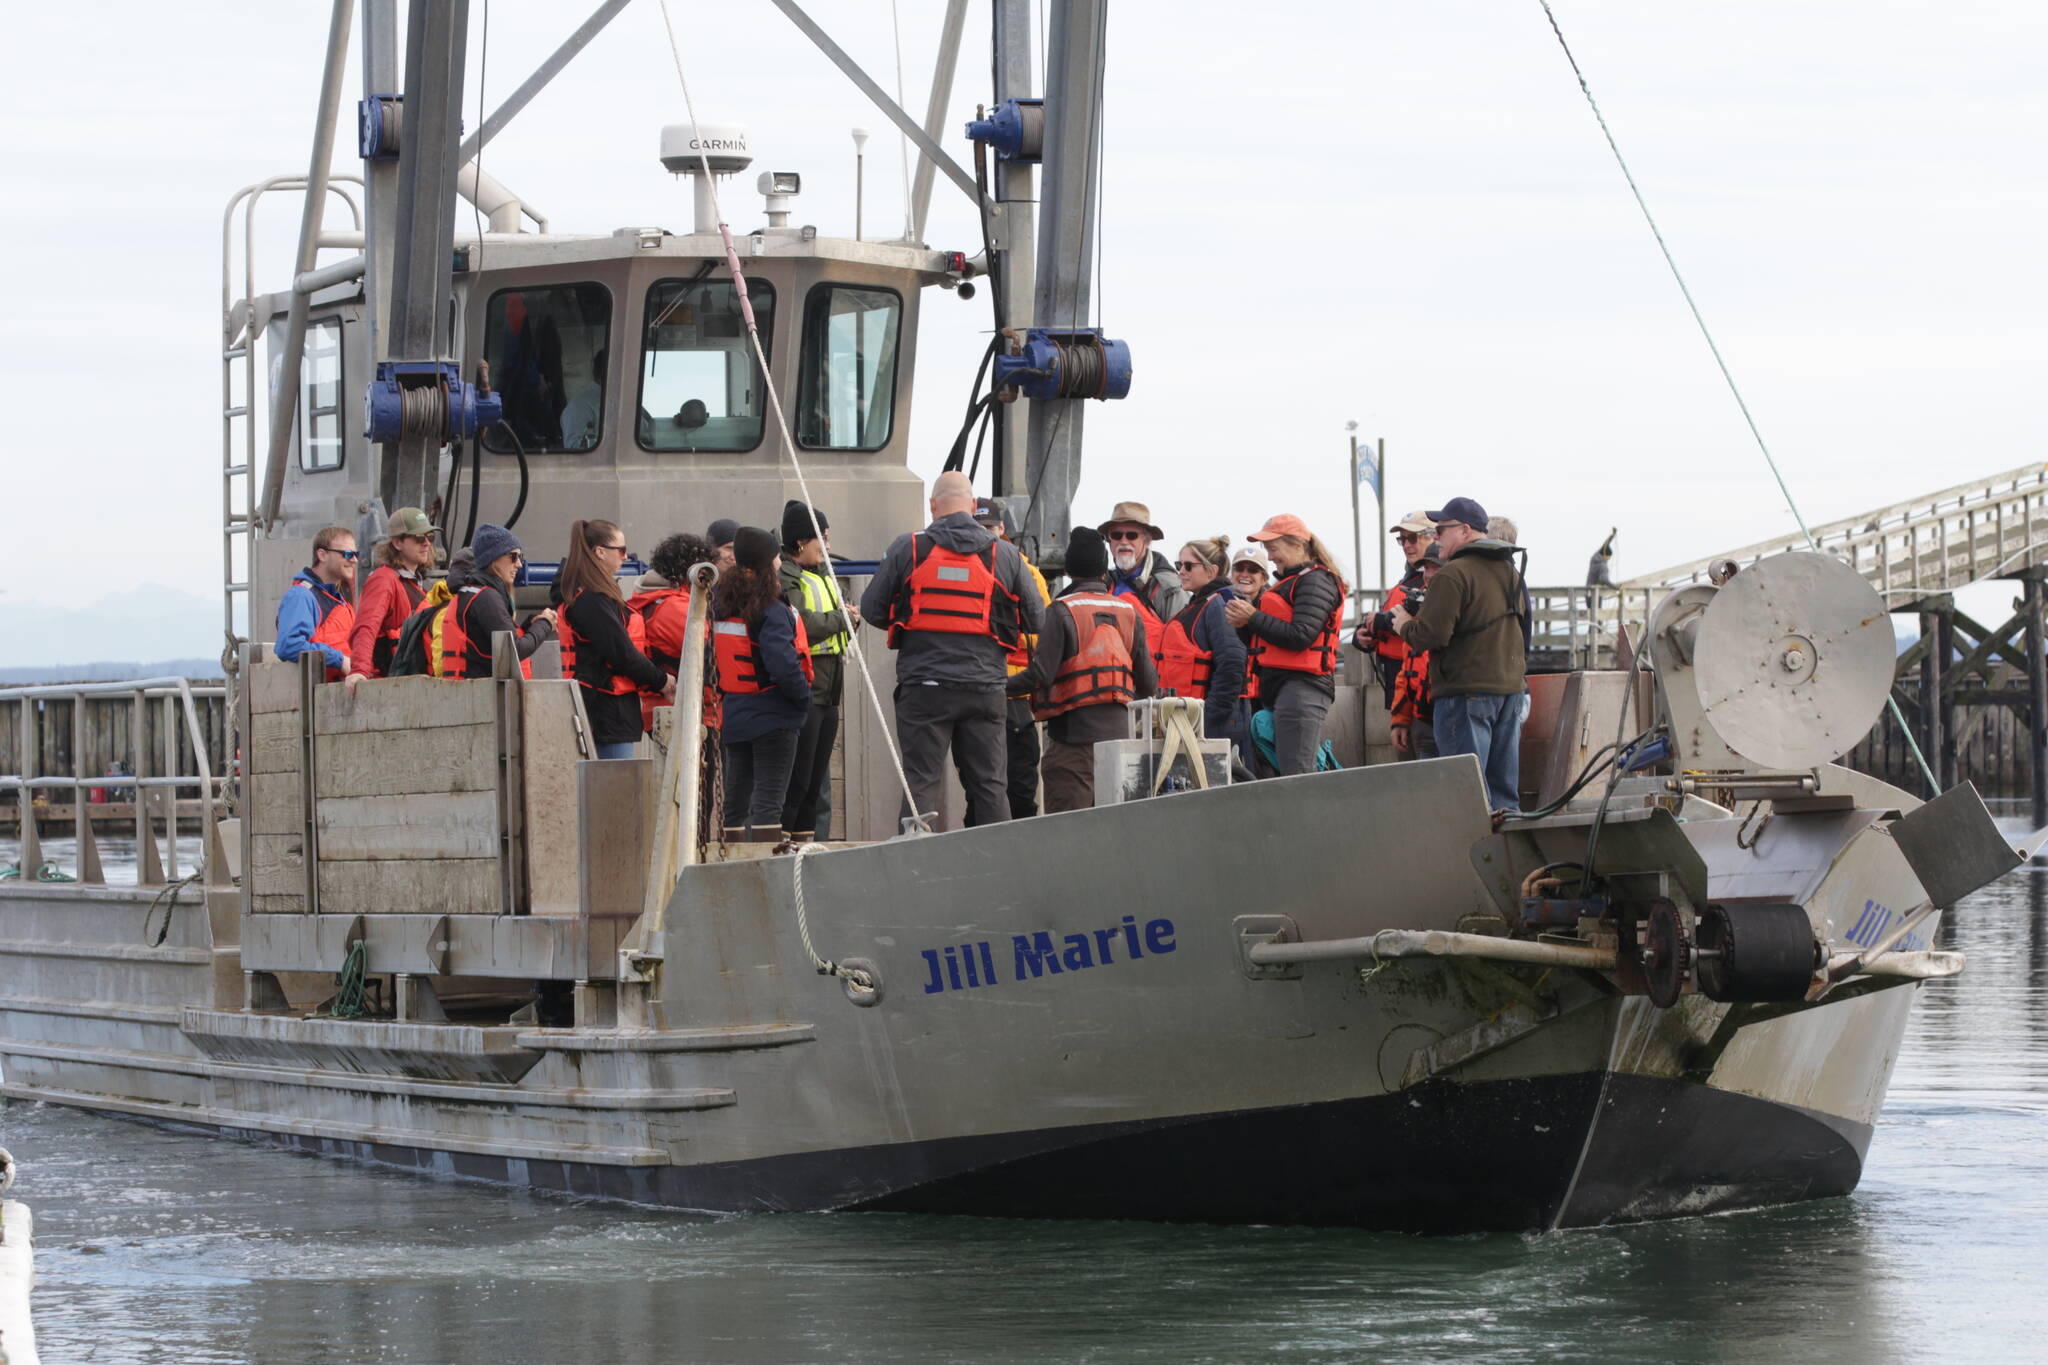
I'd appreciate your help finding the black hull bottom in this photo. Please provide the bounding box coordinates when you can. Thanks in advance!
[100,1072,1873,1233]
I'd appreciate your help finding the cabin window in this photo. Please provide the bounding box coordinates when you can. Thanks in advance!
[797,285,902,451]
[298,317,344,471]
[481,282,613,454]
[637,277,775,453]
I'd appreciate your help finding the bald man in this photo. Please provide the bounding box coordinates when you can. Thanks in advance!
[862,473,1045,830]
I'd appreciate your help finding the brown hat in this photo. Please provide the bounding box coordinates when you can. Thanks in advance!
[1248,513,1313,543]
[1097,501,1163,540]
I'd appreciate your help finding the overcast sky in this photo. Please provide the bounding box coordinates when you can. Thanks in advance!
[3,0,2041,611]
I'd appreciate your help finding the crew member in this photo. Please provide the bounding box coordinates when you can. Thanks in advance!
[1354,511,1434,707]
[861,471,1044,829]
[1008,528,1157,812]
[778,501,855,844]
[439,525,557,680]
[347,507,437,683]
[275,525,358,680]
[1158,534,1250,764]
[974,497,1052,823]
[1390,543,1443,760]
[715,527,813,842]
[1391,496,1528,814]
[559,519,673,759]
[1099,500,1187,636]
[1226,514,1347,778]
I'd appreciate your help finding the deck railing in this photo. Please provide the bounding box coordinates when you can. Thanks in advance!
[0,678,229,885]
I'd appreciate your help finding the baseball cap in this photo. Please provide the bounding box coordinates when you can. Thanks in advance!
[971,497,1006,529]
[1230,543,1271,572]
[1248,513,1313,543]
[1424,497,1489,533]
[1390,510,1434,536]
[386,507,439,537]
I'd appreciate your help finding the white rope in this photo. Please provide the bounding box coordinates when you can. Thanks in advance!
[656,0,925,830]
[791,840,873,986]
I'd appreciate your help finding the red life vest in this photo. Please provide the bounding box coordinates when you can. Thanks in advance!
[888,534,1020,648]
[1372,581,1414,664]
[1155,607,1215,700]
[713,607,815,695]
[559,590,648,697]
[1249,565,1342,677]
[437,587,532,680]
[1033,593,1138,720]
[627,586,691,671]
[362,565,427,675]
[289,580,356,683]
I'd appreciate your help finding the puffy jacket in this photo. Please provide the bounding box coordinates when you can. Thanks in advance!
[1399,538,1527,697]
[349,564,427,679]
[860,512,1044,691]
[1245,561,1344,700]
[275,570,353,677]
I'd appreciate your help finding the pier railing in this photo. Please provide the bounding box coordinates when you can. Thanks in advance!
[0,678,229,884]
[1355,585,1659,672]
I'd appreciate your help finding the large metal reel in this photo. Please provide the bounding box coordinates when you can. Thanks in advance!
[1692,552,1893,770]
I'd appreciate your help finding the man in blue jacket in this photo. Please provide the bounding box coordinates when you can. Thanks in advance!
[275,525,358,679]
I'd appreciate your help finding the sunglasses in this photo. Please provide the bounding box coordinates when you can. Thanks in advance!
[1104,529,1146,542]
[603,542,628,554]
[1395,532,1423,544]
[1175,560,1203,572]
[323,547,359,561]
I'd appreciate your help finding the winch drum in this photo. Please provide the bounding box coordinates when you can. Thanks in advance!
[1695,903,1820,1003]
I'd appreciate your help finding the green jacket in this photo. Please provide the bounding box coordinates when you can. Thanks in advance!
[1398,538,1527,697]
[780,557,851,705]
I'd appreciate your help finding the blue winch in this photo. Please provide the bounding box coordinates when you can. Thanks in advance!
[964,98,1045,163]
[364,361,502,444]
[992,328,1132,402]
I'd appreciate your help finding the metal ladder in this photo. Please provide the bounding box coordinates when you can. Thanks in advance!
[219,175,363,667]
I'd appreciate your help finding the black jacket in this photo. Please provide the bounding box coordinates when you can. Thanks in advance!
[1246,562,1344,700]
[451,572,554,677]
[860,512,1045,691]
[564,590,669,744]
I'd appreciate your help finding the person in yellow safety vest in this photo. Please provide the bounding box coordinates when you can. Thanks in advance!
[777,500,856,843]
[1006,527,1158,813]
[972,497,1053,823]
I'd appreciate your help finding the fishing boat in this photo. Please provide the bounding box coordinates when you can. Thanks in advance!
[0,0,2017,1232]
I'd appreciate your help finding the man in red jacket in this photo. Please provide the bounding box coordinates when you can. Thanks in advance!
[347,507,439,684]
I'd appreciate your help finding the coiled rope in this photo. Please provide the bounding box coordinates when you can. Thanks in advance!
[314,939,370,1019]
[790,841,874,988]
[1536,0,1939,796]
[656,0,929,833]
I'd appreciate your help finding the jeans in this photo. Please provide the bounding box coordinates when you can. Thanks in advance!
[896,683,1008,829]
[1433,692,1524,812]
[723,727,802,837]
[1268,677,1334,777]
[780,702,839,840]
[594,740,637,760]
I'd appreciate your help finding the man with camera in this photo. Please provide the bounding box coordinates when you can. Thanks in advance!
[1387,497,1528,814]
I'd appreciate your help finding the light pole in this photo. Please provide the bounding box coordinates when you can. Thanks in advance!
[1347,421,1364,619]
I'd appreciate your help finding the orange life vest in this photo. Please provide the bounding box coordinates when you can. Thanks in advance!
[437,586,532,680]
[559,590,648,697]
[1155,607,1215,700]
[1372,581,1414,664]
[1033,593,1138,721]
[291,582,356,683]
[1249,566,1342,677]
[713,607,815,696]
[889,534,1020,648]
[628,586,691,671]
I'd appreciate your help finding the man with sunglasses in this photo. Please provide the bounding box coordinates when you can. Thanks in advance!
[275,525,358,681]
[347,507,439,684]
[1353,512,1434,726]
[1097,501,1188,634]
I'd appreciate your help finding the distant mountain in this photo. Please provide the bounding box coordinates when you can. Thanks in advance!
[0,583,221,671]
[0,659,223,685]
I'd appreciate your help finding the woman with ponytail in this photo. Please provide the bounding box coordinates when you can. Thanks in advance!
[1158,534,1252,766]
[558,518,672,758]
[1225,514,1349,777]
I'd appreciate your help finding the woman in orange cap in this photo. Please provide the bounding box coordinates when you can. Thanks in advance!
[1224,514,1348,777]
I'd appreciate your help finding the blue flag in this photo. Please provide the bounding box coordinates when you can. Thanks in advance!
[1355,442,1381,502]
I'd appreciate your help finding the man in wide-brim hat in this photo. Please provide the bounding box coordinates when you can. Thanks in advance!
[1096,499,1187,627]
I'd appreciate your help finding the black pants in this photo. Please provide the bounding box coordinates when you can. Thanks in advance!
[780,702,839,839]
[969,697,1039,825]
[896,683,1008,830]
[723,727,802,837]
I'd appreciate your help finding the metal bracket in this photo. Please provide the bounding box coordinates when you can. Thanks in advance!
[1235,914,1302,981]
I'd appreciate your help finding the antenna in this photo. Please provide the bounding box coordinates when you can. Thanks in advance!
[851,126,869,241]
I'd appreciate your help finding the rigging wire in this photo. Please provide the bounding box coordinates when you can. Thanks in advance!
[1535,0,1940,796]
[655,0,926,831]
[890,0,914,240]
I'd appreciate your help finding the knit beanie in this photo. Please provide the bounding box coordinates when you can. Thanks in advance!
[1065,526,1109,580]
[470,524,522,574]
[732,525,780,574]
[781,500,829,553]
[707,518,740,547]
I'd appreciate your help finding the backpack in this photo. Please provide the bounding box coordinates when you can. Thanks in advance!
[387,600,449,677]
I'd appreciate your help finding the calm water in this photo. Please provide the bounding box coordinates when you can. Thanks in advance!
[3,860,2043,1362]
